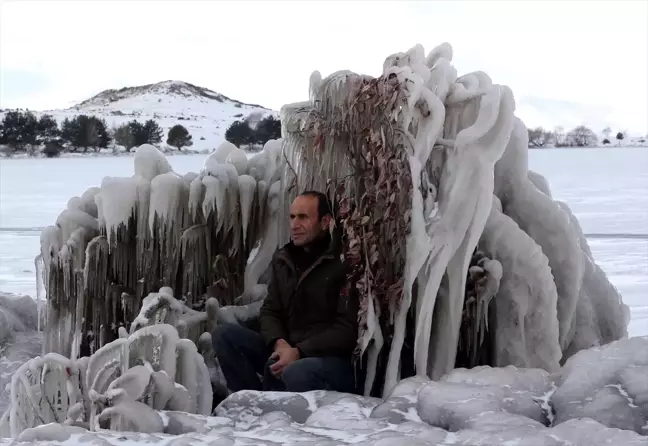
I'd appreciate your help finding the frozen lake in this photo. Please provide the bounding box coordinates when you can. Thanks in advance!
[0,148,646,337]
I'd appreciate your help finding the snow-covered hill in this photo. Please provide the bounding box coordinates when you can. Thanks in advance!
[2,80,277,153]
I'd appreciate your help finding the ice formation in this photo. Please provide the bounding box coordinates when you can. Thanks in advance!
[38,139,283,360]
[1,323,212,437]
[279,41,628,394]
[15,41,633,442]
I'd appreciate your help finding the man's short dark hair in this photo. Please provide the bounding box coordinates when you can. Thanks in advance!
[299,191,332,220]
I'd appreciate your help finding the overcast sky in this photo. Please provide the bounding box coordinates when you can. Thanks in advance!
[1,0,647,135]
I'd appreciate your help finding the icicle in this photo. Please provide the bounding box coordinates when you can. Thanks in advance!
[148,173,185,233]
[359,259,384,396]
[384,155,431,393]
[201,176,220,221]
[413,84,515,379]
[96,177,142,246]
[188,174,205,223]
[180,225,210,308]
[34,254,44,332]
[238,175,257,248]
[244,180,281,293]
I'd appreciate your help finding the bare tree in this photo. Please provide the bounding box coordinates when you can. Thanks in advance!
[554,126,566,147]
[527,127,553,148]
[602,127,612,140]
[566,125,598,147]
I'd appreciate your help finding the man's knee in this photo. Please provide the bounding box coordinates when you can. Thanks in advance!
[283,357,355,393]
[211,323,244,354]
[281,358,322,392]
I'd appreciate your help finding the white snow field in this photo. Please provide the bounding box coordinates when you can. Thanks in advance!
[0,147,646,446]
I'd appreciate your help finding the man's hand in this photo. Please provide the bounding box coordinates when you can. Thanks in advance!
[270,342,300,378]
[274,338,292,353]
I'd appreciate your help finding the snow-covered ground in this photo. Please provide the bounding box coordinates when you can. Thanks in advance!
[1,146,646,337]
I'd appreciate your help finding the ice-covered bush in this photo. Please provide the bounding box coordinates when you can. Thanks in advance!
[38,141,283,359]
[2,324,212,437]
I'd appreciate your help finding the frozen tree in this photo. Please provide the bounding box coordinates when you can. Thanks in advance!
[553,126,566,147]
[602,127,612,140]
[566,125,597,147]
[616,131,625,145]
[4,322,212,436]
[527,127,552,148]
[280,42,627,392]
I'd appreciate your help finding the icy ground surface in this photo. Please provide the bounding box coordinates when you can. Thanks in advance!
[1,147,646,336]
[2,336,648,445]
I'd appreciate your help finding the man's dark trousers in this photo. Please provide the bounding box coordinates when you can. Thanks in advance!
[213,323,356,393]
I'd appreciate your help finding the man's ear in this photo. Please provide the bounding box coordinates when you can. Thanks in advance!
[320,214,332,231]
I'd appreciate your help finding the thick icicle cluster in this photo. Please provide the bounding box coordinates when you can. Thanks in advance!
[0,323,212,437]
[281,42,630,395]
[38,141,284,358]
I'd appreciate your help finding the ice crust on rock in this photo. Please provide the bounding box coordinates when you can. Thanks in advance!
[4,357,648,445]
[552,336,648,434]
[2,339,648,444]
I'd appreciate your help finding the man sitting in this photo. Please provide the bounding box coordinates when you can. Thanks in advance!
[212,191,359,394]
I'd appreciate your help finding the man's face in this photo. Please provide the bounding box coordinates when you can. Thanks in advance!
[290,195,329,247]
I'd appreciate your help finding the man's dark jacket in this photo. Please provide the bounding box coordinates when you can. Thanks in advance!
[259,233,359,358]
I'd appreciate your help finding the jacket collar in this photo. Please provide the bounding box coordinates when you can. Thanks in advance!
[283,232,334,261]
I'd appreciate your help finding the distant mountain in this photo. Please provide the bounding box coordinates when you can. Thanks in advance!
[2,80,277,152]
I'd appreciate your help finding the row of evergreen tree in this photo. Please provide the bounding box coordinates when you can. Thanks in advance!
[224,115,281,147]
[0,110,281,157]
[0,110,194,156]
